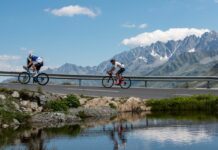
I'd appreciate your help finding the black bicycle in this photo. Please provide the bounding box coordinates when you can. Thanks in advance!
[18,67,49,86]
[102,73,131,89]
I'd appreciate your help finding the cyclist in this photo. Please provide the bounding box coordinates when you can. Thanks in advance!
[26,53,44,77]
[108,59,125,85]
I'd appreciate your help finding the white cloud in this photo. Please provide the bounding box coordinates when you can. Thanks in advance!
[138,23,148,29]
[0,55,22,71]
[122,23,148,29]
[122,23,136,28]
[122,28,209,47]
[214,0,218,3]
[45,5,99,17]
[133,127,211,145]
[0,55,21,61]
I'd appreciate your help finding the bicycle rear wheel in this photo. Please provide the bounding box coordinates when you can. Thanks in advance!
[18,72,30,84]
[37,73,49,86]
[120,77,131,89]
[102,76,114,88]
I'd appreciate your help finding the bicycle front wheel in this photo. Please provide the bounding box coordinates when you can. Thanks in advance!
[37,73,49,86]
[102,76,114,88]
[18,72,30,84]
[120,77,131,89]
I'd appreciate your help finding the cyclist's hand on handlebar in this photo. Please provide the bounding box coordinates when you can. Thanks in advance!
[107,71,112,75]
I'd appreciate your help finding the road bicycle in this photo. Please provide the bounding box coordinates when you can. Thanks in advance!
[18,66,49,86]
[102,73,131,89]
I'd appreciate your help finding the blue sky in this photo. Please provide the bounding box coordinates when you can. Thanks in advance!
[0,0,218,70]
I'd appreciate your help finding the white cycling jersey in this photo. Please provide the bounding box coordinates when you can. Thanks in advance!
[114,61,125,69]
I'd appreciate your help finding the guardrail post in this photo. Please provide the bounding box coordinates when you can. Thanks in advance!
[145,81,147,88]
[207,81,210,89]
[185,82,189,88]
[79,79,82,87]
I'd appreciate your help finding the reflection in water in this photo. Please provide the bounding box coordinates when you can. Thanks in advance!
[2,113,218,150]
[132,127,211,144]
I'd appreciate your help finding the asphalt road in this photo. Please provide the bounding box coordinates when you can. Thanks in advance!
[1,83,218,99]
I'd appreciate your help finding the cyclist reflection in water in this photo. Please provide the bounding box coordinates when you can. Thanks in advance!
[109,122,127,150]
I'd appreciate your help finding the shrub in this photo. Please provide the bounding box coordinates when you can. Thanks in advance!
[0,109,30,124]
[65,95,80,108]
[146,94,218,112]
[109,103,117,109]
[45,95,80,112]
[45,100,68,112]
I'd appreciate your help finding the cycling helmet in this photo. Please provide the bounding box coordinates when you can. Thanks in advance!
[110,59,115,63]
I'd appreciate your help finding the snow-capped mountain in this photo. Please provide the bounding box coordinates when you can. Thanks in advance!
[46,31,218,79]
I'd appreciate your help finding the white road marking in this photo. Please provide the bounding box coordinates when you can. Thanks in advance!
[67,88,120,93]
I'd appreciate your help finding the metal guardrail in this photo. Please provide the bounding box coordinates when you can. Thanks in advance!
[0,71,218,88]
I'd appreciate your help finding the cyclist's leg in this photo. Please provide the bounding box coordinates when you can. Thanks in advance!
[35,62,43,73]
[116,68,125,84]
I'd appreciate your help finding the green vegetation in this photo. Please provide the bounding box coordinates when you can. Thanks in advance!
[45,95,81,112]
[109,102,117,109]
[147,94,218,112]
[65,95,80,108]
[0,109,29,124]
[0,88,13,95]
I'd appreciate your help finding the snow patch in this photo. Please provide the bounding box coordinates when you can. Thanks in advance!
[137,56,148,63]
[188,48,195,53]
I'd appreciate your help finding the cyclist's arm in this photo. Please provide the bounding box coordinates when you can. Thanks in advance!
[27,61,33,68]
[108,66,115,73]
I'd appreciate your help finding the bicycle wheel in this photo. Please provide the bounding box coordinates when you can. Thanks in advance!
[102,76,114,88]
[37,73,49,86]
[120,77,131,89]
[18,72,30,84]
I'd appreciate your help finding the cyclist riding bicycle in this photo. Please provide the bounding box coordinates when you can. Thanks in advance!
[108,59,125,85]
[26,53,44,77]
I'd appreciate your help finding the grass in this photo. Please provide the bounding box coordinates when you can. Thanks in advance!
[45,94,81,112]
[0,108,30,124]
[0,88,13,95]
[147,94,218,112]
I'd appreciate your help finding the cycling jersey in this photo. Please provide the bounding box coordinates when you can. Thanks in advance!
[31,56,43,63]
[114,61,125,69]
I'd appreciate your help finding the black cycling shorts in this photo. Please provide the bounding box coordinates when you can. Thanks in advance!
[116,68,125,75]
[35,62,44,71]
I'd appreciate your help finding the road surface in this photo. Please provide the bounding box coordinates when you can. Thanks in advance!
[0,83,218,99]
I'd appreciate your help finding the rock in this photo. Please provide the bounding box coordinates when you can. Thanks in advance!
[39,95,47,105]
[29,102,38,111]
[31,112,81,125]
[118,97,146,112]
[20,101,30,107]
[69,106,118,118]
[37,106,43,112]
[79,98,87,105]
[13,119,20,125]
[12,91,20,98]
[84,97,113,108]
[2,124,9,128]
[12,101,20,111]
[20,107,32,113]
[0,94,6,100]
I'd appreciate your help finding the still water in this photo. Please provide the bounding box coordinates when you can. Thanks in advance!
[1,113,218,150]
